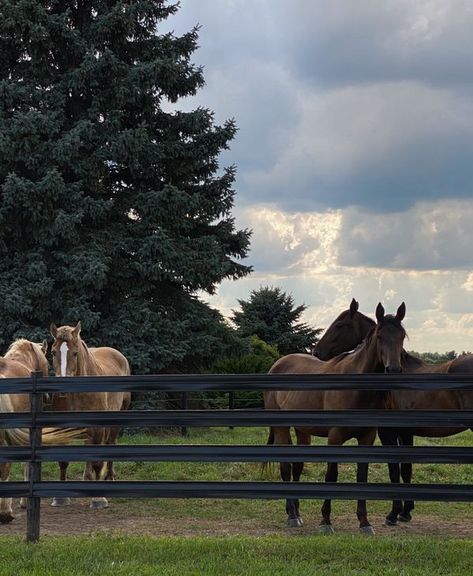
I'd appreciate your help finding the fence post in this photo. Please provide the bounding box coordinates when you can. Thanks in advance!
[26,370,43,543]
[180,392,188,437]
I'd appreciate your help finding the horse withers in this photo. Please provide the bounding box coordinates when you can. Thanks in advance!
[268,302,406,534]
[49,321,131,509]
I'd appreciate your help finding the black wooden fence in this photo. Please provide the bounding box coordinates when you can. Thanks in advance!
[0,372,473,542]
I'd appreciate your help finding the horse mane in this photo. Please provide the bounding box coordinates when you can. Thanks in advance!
[77,338,101,375]
[5,339,47,372]
[330,315,406,365]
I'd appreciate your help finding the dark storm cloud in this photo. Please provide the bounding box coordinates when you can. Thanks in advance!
[166,1,473,213]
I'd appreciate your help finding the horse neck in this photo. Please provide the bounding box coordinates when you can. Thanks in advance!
[340,332,382,373]
[76,339,100,376]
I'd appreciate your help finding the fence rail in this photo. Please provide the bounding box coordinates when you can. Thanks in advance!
[0,371,472,542]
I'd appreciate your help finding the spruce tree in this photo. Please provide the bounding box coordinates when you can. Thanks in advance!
[232,287,322,355]
[0,1,251,372]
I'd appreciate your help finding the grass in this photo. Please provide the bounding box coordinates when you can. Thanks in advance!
[2,427,471,574]
[0,535,472,576]
[5,426,473,522]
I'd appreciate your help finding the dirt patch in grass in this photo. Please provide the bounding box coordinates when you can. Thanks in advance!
[1,499,472,539]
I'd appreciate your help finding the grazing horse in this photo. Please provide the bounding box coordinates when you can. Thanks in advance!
[313,305,473,526]
[49,322,131,509]
[0,339,84,523]
[268,302,406,534]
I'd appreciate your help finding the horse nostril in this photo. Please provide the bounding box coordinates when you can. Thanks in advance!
[385,366,402,374]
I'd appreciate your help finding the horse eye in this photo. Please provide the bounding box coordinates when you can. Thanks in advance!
[73,352,78,357]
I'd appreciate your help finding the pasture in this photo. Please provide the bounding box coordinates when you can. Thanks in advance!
[1,426,472,575]
[1,426,472,539]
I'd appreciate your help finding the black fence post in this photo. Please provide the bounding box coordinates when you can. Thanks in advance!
[26,371,43,543]
[181,392,188,437]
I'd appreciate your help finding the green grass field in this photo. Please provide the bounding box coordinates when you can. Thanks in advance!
[0,535,472,576]
[1,427,472,575]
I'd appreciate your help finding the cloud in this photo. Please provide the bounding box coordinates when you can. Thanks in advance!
[168,1,473,212]
[338,199,473,269]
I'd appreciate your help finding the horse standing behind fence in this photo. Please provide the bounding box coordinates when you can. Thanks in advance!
[314,304,473,526]
[50,322,131,509]
[0,339,84,523]
[268,302,406,534]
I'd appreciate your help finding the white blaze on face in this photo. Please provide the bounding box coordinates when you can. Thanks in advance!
[60,342,68,377]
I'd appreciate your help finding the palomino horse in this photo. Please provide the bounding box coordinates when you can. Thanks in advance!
[313,305,473,526]
[0,339,84,523]
[50,322,131,509]
[268,303,406,534]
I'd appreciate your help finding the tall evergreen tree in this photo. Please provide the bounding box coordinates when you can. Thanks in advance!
[232,287,322,355]
[0,1,251,371]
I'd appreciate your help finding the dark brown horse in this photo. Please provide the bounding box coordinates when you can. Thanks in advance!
[314,305,473,526]
[50,322,131,509]
[263,299,376,442]
[268,302,406,534]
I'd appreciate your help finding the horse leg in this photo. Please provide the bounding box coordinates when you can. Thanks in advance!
[274,427,300,527]
[378,428,402,525]
[356,431,376,535]
[51,462,71,507]
[292,429,310,525]
[320,429,343,534]
[104,427,120,481]
[399,433,415,522]
[0,463,14,524]
[85,429,108,510]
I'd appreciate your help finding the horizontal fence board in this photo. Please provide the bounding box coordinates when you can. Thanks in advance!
[2,409,473,428]
[1,373,473,394]
[1,481,473,502]
[1,444,473,464]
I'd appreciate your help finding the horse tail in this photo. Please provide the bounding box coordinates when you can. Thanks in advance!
[4,427,86,446]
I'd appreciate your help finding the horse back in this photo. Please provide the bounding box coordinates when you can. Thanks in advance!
[88,347,131,377]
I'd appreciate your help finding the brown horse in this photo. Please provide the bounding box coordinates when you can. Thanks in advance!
[50,322,131,509]
[314,305,473,526]
[268,302,406,534]
[263,299,376,442]
[0,339,84,523]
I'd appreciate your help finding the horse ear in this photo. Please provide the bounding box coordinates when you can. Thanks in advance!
[396,302,406,322]
[50,323,58,338]
[375,303,385,323]
[41,340,48,355]
[72,321,81,337]
[349,298,359,317]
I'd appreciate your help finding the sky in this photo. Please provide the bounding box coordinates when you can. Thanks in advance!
[163,0,473,352]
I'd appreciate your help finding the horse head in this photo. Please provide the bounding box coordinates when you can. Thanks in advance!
[374,302,406,373]
[314,298,376,360]
[50,321,82,377]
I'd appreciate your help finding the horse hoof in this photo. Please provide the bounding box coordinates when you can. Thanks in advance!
[399,513,412,523]
[0,512,14,524]
[90,498,109,510]
[287,517,303,528]
[319,524,335,534]
[359,525,375,535]
[384,517,398,527]
[51,497,71,507]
